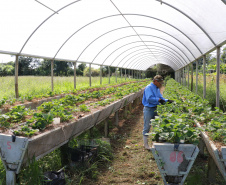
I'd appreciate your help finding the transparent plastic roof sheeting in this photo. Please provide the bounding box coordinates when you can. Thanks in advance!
[0,0,226,71]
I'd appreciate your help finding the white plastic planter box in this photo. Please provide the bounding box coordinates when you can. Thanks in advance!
[151,143,199,185]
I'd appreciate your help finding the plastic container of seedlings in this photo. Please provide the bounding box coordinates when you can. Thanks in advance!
[69,139,99,164]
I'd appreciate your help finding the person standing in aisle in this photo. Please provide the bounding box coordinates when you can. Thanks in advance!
[142,75,171,149]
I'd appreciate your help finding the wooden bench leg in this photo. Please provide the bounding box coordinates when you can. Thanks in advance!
[207,156,216,183]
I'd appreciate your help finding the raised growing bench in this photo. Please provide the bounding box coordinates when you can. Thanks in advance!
[0,89,144,185]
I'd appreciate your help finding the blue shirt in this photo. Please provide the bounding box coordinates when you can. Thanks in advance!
[142,82,168,107]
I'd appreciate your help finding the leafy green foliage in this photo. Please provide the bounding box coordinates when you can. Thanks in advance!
[14,125,39,137]
[28,112,54,130]
[0,114,10,129]
[5,80,149,136]
[151,113,200,144]
[0,97,7,107]
[79,104,90,112]
[155,78,226,145]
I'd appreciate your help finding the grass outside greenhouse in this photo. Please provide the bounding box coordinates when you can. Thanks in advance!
[187,73,226,111]
[0,76,134,100]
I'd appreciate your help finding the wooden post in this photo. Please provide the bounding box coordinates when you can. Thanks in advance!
[51,60,54,92]
[100,65,102,85]
[183,68,185,85]
[60,142,69,166]
[207,156,216,183]
[114,111,119,126]
[216,47,220,108]
[128,103,132,112]
[74,62,76,89]
[191,63,193,92]
[89,63,91,87]
[196,60,198,94]
[198,138,205,157]
[123,105,128,119]
[203,55,206,99]
[121,68,122,81]
[187,64,190,89]
[15,55,19,99]
[104,119,109,138]
[108,66,110,84]
[89,127,94,138]
[115,67,117,83]
[180,69,182,84]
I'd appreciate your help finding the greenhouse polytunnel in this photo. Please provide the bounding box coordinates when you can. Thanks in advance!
[0,0,226,184]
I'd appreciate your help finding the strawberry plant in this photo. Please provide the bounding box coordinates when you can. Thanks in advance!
[79,104,90,112]
[6,105,29,123]
[3,80,150,136]
[204,112,226,144]
[28,112,54,130]
[151,113,200,144]
[0,114,10,129]
[91,90,103,99]
[159,78,226,146]
[14,125,39,137]
[0,97,7,107]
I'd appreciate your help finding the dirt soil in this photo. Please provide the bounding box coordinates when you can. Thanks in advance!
[82,102,226,185]
[83,103,164,185]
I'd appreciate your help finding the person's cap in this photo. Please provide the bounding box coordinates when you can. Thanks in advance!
[153,75,164,84]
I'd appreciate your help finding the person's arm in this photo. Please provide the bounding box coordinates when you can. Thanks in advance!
[158,90,168,102]
[145,86,159,104]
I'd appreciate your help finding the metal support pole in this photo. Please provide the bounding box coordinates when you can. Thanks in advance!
[184,67,186,86]
[74,62,76,89]
[188,64,190,89]
[15,55,19,99]
[203,55,206,99]
[125,69,126,80]
[51,60,54,92]
[196,60,198,94]
[132,70,133,79]
[100,65,102,85]
[216,47,221,108]
[108,66,110,84]
[191,63,193,92]
[89,63,91,87]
